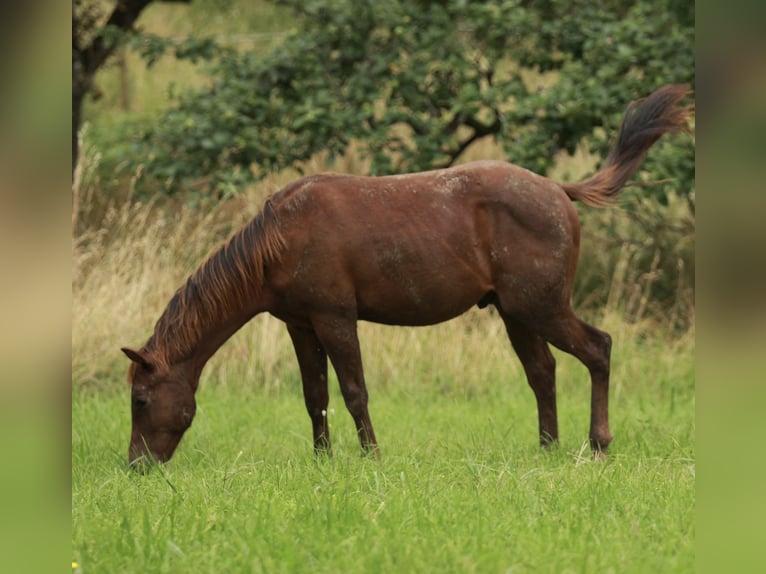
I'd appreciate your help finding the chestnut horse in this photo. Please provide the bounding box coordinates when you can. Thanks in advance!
[122,85,692,466]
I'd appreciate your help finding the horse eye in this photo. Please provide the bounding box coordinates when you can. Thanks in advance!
[133,397,148,410]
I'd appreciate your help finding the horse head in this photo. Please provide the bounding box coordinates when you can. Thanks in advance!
[121,347,197,469]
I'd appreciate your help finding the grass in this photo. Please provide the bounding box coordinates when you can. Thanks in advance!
[73,332,693,574]
[73,305,694,573]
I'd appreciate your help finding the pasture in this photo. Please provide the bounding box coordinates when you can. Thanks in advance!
[72,310,694,573]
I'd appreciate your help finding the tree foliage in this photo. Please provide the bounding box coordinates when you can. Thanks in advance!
[72,0,193,176]
[133,0,693,195]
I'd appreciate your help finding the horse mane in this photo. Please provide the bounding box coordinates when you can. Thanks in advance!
[146,199,286,368]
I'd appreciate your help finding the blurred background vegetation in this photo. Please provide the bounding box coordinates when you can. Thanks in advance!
[72,0,694,389]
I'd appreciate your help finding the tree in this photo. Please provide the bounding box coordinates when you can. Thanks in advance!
[72,0,191,178]
[136,0,693,195]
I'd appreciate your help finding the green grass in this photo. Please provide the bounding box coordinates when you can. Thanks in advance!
[72,326,694,574]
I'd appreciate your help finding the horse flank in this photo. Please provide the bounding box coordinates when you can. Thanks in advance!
[146,200,286,368]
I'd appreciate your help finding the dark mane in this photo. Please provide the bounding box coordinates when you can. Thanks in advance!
[146,200,285,367]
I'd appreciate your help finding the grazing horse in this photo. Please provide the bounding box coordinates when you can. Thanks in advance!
[122,84,692,466]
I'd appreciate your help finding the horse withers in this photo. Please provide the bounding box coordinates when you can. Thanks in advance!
[122,85,693,467]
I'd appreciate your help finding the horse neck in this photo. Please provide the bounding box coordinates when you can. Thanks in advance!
[148,204,285,380]
[148,286,267,383]
[188,307,260,377]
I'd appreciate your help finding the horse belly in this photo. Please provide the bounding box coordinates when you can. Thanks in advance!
[354,262,489,326]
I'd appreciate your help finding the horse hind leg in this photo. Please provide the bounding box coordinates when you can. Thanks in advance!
[543,311,613,453]
[287,324,331,455]
[497,295,612,453]
[500,314,559,447]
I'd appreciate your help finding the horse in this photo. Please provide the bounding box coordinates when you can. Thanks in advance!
[122,84,693,467]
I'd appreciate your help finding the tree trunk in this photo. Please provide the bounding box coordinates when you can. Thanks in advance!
[72,88,83,178]
[71,0,191,180]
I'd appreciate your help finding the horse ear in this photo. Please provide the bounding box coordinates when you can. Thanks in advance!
[121,347,154,372]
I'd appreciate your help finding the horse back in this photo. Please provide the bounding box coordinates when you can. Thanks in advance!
[264,161,579,325]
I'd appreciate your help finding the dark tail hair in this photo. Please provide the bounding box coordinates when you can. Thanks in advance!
[562,84,693,207]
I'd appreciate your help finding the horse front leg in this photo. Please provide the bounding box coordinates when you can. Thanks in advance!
[287,324,331,455]
[312,316,380,458]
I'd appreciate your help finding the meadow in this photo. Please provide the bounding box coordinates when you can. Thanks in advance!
[73,314,694,573]
[73,2,694,572]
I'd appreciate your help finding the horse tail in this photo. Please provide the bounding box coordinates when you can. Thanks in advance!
[562,84,693,207]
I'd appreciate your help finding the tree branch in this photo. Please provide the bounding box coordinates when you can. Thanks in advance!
[72,0,191,178]
[80,0,191,76]
[438,114,503,168]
